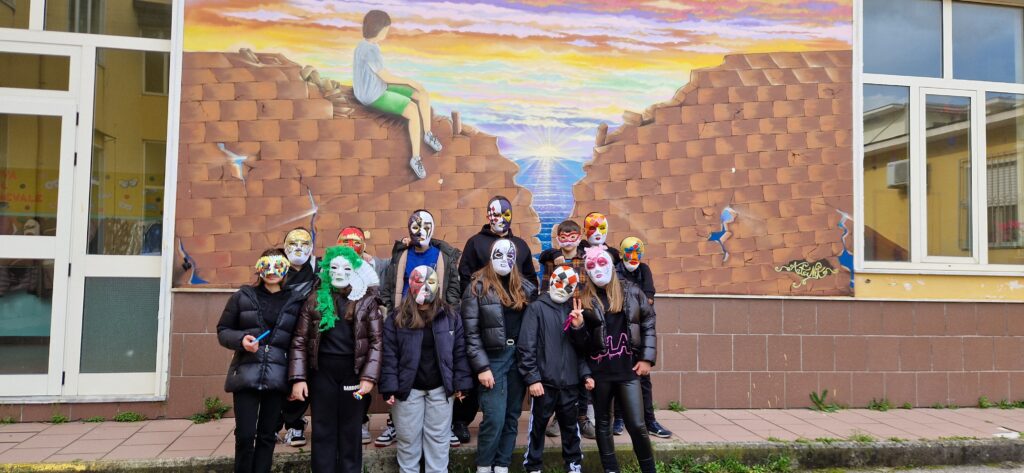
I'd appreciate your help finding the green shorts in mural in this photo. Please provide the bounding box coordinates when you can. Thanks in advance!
[369,84,414,116]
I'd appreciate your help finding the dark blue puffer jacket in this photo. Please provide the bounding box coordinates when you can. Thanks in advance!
[379,306,473,401]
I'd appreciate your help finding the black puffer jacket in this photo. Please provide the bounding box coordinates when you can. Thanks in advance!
[461,277,537,373]
[517,293,591,388]
[217,285,305,393]
[576,280,657,365]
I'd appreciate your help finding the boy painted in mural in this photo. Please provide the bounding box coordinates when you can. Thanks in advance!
[611,237,672,439]
[518,265,591,473]
[455,195,538,444]
[536,220,596,439]
[353,10,443,180]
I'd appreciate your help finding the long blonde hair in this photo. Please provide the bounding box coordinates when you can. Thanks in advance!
[471,262,528,311]
[579,270,624,313]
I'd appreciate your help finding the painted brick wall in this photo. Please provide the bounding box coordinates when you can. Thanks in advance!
[572,51,854,296]
[175,51,541,287]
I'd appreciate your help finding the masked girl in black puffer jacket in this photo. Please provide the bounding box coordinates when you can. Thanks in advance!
[461,239,536,473]
[217,249,305,473]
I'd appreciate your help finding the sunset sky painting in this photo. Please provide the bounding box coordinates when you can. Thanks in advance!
[185,0,853,246]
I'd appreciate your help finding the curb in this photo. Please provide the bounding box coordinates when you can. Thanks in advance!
[2,439,1022,472]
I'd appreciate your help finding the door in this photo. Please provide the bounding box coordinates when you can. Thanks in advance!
[0,98,77,396]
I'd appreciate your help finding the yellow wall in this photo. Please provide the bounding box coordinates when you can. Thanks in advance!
[857,273,1024,301]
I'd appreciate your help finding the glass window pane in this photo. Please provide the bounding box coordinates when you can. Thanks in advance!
[987,92,1024,264]
[0,52,70,91]
[863,85,911,262]
[0,113,62,236]
[80,277,159,373]
[0,259,54,374]
[864,0,942,77]
[953,2,1024,84]
[925,94,972,257]
[45,0,171,38]
[0,0,30,29]
[89,49,168,255]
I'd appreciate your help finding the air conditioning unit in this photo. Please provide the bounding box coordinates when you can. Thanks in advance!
[887,159,909,188]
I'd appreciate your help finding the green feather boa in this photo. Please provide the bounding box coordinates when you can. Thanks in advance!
[316,245,364,332]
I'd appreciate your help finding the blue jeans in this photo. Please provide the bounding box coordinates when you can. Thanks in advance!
[476,346,526,468]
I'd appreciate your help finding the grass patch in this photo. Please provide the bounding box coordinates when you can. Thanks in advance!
[900,402,913,409]
[809,390,841,413]
[847,432,876,443]
[113,411,146,423]
[887,437,908,443]
[667,400,686,413]
[620,454,793,473]
[813,437,839,445]
[867,398,892,412]
[938,436,977,441]
[766,436,788,443]
[49,413,69,424]
[978,396,995,409]
[0,416,15,425]
[997,399,1015,409]
[189,397,232,424]
[83,416,105,423]
[794,438,813,444]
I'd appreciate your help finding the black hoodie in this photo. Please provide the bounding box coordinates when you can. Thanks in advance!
[517,293,591,388]
[458,225,538,295]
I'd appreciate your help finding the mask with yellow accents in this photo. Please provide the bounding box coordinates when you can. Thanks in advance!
[619,236,645,273]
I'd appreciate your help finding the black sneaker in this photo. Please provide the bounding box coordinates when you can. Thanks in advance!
[612,417,625,436]
[453,422,471,444]
[647,421,673,439]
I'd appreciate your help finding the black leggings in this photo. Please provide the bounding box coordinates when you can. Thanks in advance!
[592,378,654,473]
[310,355,364,473]
[232,389,285,473]
[614,374,655,425]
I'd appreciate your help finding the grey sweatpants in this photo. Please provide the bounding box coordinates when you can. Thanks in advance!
[392,387,453,473]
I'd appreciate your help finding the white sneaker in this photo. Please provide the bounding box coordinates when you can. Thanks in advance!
[476,467,492,473]
[361,422,370,445]
[493,467,508,473]
[449,429,461,447]
[409,156,427,179]
[284,427,306,447]
[374,422,397,447]
[423,131,443,153]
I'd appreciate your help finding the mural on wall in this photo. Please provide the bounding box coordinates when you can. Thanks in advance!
[176,0,854,295]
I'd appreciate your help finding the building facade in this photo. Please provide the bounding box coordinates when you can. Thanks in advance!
[0,0,1022,420]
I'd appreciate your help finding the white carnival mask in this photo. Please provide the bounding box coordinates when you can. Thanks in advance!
[487,197,512,235]
[584,247,613,287]
[329,255,354,289]
[284,229,313,266]
[548,265,579,304]
[490,239,516,277]
[584,213,608,246]
[408,211,435,249]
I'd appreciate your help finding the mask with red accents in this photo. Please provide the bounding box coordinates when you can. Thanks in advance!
[556,229,581,250]
[487,196,512,235]
[619,236,645,272]
[584,212,608,246]
[408,265,439,304]
[337,226,366,256]
[548,265,579,304]
[584,246,613,287]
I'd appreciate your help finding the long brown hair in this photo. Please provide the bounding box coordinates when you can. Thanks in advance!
[579,270,624,313]
[393,290,445,329]
[471,263,528,311]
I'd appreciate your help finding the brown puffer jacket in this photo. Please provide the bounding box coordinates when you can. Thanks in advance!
[288,286,383,383]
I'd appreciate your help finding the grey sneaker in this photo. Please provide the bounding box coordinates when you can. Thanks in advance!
[545,417,559,437]
[361,421,371,444]
[578,416,596,439]
[374,419,396,447]
[423,131,443,152]
[450,429,462,447]
[409,156,427,179]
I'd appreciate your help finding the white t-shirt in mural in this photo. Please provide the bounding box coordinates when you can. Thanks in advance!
[353,40,388,106]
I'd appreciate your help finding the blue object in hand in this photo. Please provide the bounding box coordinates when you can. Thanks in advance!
[255,330,271,342]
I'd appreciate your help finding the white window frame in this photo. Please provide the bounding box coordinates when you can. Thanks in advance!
[0,0,183,402]
[856,0,1024,276]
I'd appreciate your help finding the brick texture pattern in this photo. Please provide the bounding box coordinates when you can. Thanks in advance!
[175,51,540,287]
[572,51,854,296]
